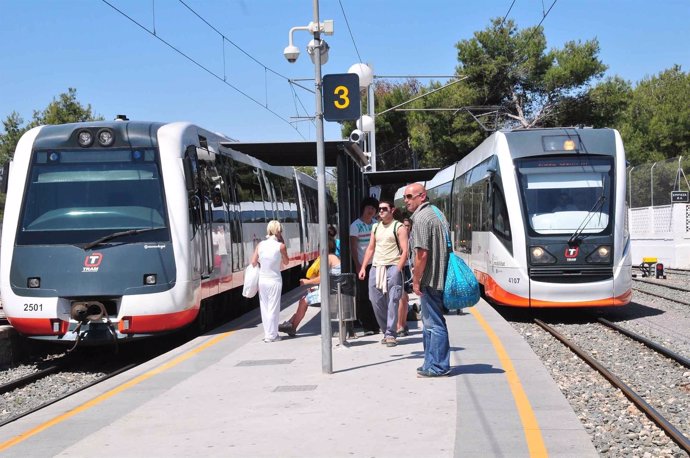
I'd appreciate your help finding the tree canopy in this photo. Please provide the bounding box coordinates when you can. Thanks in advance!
[342,18,688,185]
[0,88,102,164]
[456,18,607,128]
[619,66,690,165]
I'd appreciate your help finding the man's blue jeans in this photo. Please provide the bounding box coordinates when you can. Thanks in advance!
[420,286,450,374]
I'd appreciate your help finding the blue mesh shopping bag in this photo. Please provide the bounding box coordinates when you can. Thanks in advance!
[431,206,480,309]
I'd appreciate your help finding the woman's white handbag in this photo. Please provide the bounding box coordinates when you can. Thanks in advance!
[242,265,260,298]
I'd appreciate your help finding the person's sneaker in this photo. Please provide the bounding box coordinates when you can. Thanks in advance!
[385,337,397,347]
[263,335,282,343]
[278,321,296,337]
[380,338,387,345]
[396,326,409,337]
[416,369,451,378]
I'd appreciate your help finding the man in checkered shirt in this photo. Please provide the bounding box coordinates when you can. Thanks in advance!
[404,183,451,378]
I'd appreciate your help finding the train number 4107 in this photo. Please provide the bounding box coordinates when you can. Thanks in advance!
[508,278,520,284]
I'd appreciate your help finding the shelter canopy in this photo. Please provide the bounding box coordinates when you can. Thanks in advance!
[364,168,440,186]
[220,140,367,167]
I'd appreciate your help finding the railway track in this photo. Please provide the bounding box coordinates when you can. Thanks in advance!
[535,319,690,454]
[0,361,67,396]
[632,277,690,307]
[0,361,137,427]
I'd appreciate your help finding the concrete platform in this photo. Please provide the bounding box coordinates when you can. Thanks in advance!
[0,290,597,457]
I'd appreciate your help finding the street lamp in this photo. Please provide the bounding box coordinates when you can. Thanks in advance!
[284,1,334,374]
[348,63,376,171]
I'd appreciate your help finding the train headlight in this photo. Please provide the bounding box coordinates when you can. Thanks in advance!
[97,128,115,147]
[77,129,94,147]
[27,277,40,288]
[587,245,611,264]
[530,246,556,264]
[144,274,157,285]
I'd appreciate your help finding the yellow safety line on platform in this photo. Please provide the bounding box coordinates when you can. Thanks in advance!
[0,330,235,452]
[469,307,548,458]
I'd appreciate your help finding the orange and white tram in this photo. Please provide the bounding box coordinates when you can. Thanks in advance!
[396,128,632,307]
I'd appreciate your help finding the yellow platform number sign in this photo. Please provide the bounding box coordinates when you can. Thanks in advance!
[323,73,361,122]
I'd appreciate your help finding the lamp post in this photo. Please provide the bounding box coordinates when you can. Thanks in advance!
[284,0,334,374]
[348,63,375,171]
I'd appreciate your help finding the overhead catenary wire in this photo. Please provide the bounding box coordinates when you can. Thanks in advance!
[101,0,306,140]
[338,0,363,64]
[500,0,517,28]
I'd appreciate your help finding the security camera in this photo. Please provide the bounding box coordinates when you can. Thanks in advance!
[363,164,372,172]
[283,45,300,63]
[349,129,364,143]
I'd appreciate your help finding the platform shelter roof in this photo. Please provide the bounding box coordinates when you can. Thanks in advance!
[364,168,440,186]
[220,140,368,168]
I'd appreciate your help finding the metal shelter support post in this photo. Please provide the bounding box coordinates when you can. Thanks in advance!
[368,84,376,172]
[311,0,332,374]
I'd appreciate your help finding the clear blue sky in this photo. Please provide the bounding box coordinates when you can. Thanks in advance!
[1,0,688,142]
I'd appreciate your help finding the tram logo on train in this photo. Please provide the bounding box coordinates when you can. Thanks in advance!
[83,253,103,272]
[564,246,579,261]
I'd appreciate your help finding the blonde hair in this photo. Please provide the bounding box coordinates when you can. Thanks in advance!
[266,220,283,237]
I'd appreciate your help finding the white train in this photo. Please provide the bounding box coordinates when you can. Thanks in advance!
[1,120,325,344]
[396,128,632,307]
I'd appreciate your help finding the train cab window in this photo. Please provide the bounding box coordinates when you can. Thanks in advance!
[517,156,613,235]
[18,148,169,245]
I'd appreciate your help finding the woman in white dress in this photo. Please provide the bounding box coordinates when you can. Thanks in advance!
[251,220,289,342]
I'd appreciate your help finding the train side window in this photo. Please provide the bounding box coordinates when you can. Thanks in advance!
[235,162,265,223]
[282,177,298,222]
[492,186,511,242]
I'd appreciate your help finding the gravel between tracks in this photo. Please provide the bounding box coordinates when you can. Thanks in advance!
[511,319,689,457]
[504,276,690,458]
[0,370,105,422]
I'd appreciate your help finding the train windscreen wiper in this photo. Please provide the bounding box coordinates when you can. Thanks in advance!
[568,195,606,244]
[83,228,159,250]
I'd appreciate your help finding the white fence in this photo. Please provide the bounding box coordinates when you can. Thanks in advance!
[629,203,690,268]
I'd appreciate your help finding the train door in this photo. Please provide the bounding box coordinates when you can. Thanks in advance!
[294,175,308,260]
[208,164,231,284]
[234,161,267,267]
[196,158,217,282]
[223,159,244,273]
[260,170,278,222]
[184,146,203,280]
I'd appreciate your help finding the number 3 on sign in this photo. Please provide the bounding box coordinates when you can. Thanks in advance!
[333,85,350,109]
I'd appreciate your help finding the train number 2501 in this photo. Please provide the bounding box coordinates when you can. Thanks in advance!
[24,303,43,312]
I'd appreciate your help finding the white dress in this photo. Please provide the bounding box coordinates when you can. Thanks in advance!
[258,236,283,340]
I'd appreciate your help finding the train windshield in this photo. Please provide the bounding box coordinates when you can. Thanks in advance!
[17,149,169,245]
[516,156,613,235]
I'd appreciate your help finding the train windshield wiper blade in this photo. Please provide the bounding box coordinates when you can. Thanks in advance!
[568,195,606,244]
[83,228,159,250]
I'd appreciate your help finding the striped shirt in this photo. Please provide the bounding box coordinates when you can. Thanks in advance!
[349,218,376,265]
[410,202,449,291]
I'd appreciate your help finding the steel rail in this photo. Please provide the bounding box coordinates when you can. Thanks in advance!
[633,277,690,293]
[597,318,690,368]
[0,363,137,428]
[632,287,690,306]
[534,319,690,454]
[0,363,66,395]
[666,268,690,274]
